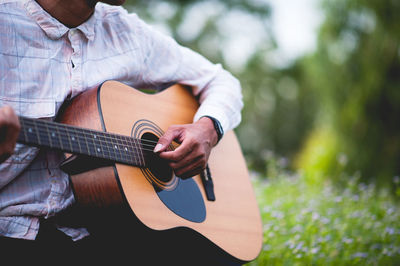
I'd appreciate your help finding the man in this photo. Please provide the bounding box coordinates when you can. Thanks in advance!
[0,0,243,264]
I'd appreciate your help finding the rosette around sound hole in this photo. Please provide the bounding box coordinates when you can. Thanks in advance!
[141,132,177,190]
[131,120,178,191]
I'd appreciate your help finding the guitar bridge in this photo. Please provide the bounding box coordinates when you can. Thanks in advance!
[200,165,216,201]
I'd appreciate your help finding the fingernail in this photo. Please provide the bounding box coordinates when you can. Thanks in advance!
[154,144,163,153]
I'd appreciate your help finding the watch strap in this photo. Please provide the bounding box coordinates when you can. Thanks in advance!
[202,116,224,143]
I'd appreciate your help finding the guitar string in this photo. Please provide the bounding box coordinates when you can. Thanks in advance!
[25,121,161,150]
[19,125,160,158]
[20,119,175,155]
[19,118,177,171]
[19,121,158,167]
[19,117,161,147]
[20,118,162,151]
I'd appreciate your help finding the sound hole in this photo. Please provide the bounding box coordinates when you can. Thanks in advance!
[141,132,173,184]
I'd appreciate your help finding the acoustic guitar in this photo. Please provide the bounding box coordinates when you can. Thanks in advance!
[17,80,263,263]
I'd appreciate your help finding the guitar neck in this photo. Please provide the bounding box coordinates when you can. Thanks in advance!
[17,116,147,167]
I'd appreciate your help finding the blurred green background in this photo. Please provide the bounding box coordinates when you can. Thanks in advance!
[123,0,400,265]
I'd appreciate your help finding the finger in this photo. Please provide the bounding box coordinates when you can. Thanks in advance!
[0,106,20,132]
[168,150,204,170]
[5,120,20,144]
[154,126,182,153]
[0,106,20,162]
[173,156,205,176]
[159,137,195,162]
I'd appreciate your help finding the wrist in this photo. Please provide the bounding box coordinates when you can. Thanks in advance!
[199,116,224,146]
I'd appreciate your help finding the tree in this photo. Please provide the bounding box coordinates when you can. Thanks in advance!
[295,0,400,184]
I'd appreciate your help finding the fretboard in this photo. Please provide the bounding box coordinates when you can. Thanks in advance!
[17,116,148,167]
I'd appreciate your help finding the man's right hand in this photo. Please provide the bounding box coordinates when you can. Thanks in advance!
[0,106,20,163]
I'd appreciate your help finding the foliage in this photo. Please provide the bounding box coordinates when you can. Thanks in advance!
[295,0,400,183]
[247,165,400,266]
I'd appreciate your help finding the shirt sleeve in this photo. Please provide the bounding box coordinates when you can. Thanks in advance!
[131,15,243,132]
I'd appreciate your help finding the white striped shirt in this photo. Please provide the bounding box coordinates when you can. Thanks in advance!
[0,0,243,240]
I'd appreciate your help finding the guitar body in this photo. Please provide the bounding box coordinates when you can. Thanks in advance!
[58,80,262,263]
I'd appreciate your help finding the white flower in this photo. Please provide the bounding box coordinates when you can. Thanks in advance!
[311,247,320,254]
[342,237,354,244]
[291,225,303,233]
[321,217,330,224]
[385,227,395,235]
[335,196,342,203]
[351,252,368,258]
[271,210,284,219]
[312,212,320,221]
[262,244,271,251]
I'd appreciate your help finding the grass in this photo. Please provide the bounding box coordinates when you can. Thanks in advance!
[246,165,400,266]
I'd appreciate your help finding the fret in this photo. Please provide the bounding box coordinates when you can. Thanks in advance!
[44,122,53,148]
[36,120,53,148]
[111,138,122,162]
[115,137,124,163]
[81,129,91,156]
[73,127,83,154]
[33,120,42,146]
[64,126,81,154]
[90,131,101,158]
[120,136,132,165]
[18,118,32,144]
[55,123,64,150]
[121,135,133,165]
[17,116,148,168]
[84,131,95,157]
[47,122,61,149]
[129,138,140,165]
[65,125,73,152]
[123,136,133,165]
[104,132,115,161]
[97,131,111,160]
[111,134,119,162]
[130,137,140,166]
[131,137,140,166]
[104,133,113,160]
[137,138,145,167]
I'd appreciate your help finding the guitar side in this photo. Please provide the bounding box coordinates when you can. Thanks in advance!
[98,81,263,262]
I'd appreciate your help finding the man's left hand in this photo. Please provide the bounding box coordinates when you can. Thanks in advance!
[153,117,218,179]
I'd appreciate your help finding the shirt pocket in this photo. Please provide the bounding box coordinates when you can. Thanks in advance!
[0,97,56,119]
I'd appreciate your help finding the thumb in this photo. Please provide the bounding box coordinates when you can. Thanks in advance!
[154,126,182,153]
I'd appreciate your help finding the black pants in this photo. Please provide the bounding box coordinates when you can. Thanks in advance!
[0,216,242,265]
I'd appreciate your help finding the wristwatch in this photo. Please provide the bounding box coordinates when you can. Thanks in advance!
[202,116,224,144]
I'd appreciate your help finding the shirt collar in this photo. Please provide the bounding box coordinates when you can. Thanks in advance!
[24,0,96,41]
